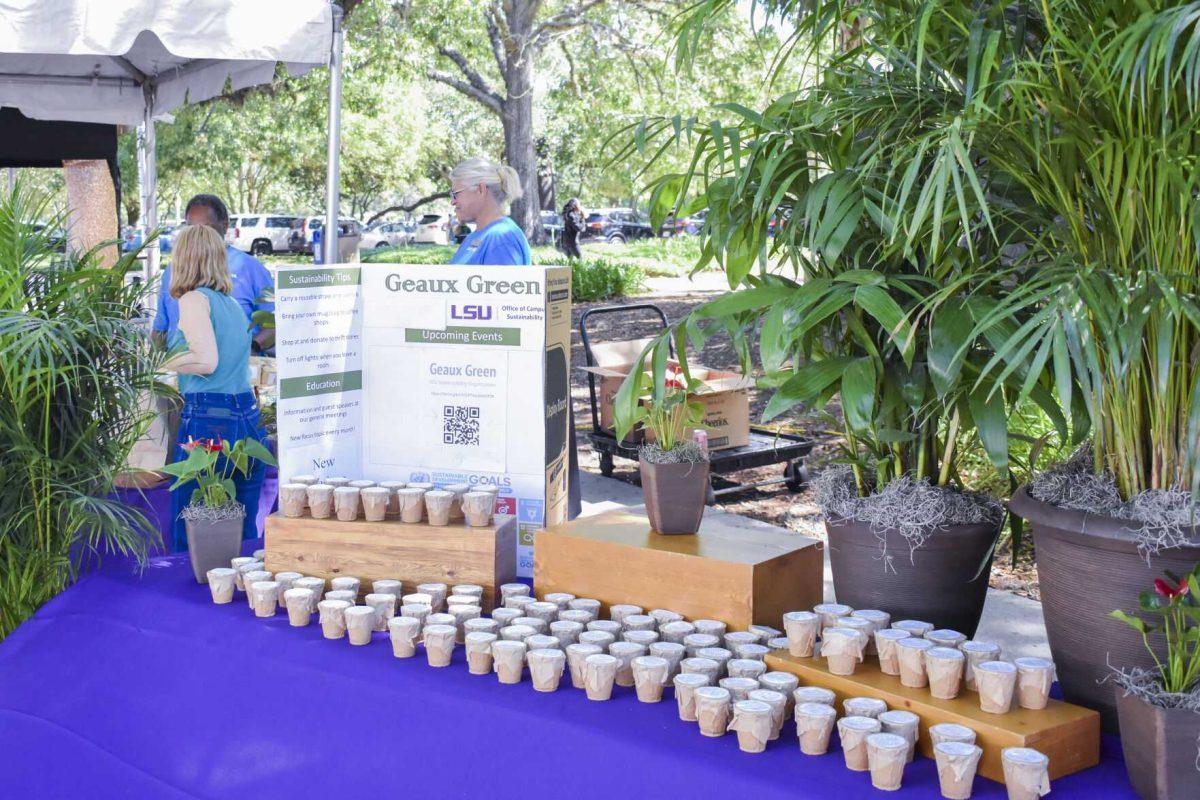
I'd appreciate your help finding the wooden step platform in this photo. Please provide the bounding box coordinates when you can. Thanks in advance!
[264,513,516,610]
[766,649,1100,784]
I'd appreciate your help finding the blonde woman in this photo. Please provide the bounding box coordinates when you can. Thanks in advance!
[164,224,267,550]
[448,157,532,265]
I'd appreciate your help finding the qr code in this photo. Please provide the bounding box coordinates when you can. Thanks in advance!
[443,405,481,445]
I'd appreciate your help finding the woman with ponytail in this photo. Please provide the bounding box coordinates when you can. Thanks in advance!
[447,157,532,266]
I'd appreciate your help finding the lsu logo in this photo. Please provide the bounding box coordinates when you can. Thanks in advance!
[450,304,493,321]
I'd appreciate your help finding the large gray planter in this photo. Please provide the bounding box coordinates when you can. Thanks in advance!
[185,512,245,583]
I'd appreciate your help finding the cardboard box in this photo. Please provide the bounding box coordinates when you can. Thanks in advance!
[580,344,753,450]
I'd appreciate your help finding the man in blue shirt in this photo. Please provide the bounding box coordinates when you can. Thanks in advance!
[152,194,275,352]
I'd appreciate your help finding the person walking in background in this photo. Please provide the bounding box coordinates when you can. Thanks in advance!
[560,198,584,260]
[448,157,532,266]
[153,194,275,354]
[162,225,269,550]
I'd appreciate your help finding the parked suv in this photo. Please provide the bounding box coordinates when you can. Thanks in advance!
[230,215,302,255]
[580,208,654,244]
[287,218,363,255]
[413,213,451,245]
[360,221,412,249]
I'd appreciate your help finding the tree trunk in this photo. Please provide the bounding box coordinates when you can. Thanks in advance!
[502,57,544,245]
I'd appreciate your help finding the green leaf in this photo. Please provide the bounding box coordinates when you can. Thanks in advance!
[855,284,915,365]
[969,381,1009,475]
[762,357,854,421]
[929,299,973,396]
[840,357,878,432]
[1109,610,1148,634]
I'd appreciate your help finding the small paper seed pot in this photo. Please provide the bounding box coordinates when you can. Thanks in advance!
[426,612,456,629]
[378,481,405,516]
[506,596,535,614]
[461,491,493,527]
[876,628,912,676]
[623,630,659,649]
[243,571,272,608]
[319,599,352,639]
[578,630,616,650]
[844,696,888,720]
[344,606,376,645]
[680,657,721,685]
[609,641,647,687]
[293,577,326,612]
[768,636,790,651]
[781,611,821,657]
[450,605,481,643]
[747,688,787,740]
[695,647,733,677]
[442,482,469,521]
[725,631,760,651]
[365,593,397,632]
[693,619,727,638]
[822,627,866,676]
[284,588,315,626]
[838,716,883,771]
[235,561,263,592]
[207,568,237,603]
[878,709,921,763]
[513,616,548,635]
[549,620,584,648]
[417,583,448,612]
[1001,747,1051,800]
[452,583,484,601]
[403,591,433,607]
[333,486,361,521]
[525,634,559,652]
[648,642,686,683]
[372,579,403,601]
[1015,657,1055,710]
[695,686,733,737]
[567,596,599,614]
[588,619,622,638]
[348,479,376,489]
[584,653,619,701]
[400,604,431,629]
[289,474,318,487]
[325,589,357,607]
[464,631,499,674]
[306,484,334,519]
[527,648,567,692]
[492,640,528,685]
[631,656,670,703]
[274,572,303,608]
[930,723,977,748]
[249,581,279,617]
[388,616,422,658]
[230,556,256,579]
[500,582,530,600]
[623,614,656,633]
[793,686,835,707]
[935,741,983,800]
[867,732,910,791]
[734,643,770,662]
[961,641,1002,692]
[834,618,874,652]
[896,637,935,688]
[926,628,968,649]
[491,608,522,629]
[650,608,683,628]
[446,595,479,608]
[661,621,696,644]
[560,610,596,627]
[750,624,783,641]
[608,604,643,625]
[397,488,426,523]
[729,699,774,754]
[279,483,309,518]
[360,487,391,522]
[850,609,891,655]
[926,646,967,700]
[892,619,935,637]
[795,701,837,755]
[975,660,1018,714]
[526,601,559,624]
[406,480,434,495]
[673,673,709,722]
[759,672,800,713]
[566,643,603,688]
[683,633,721,657]
[719,676,761,703]
[813,602,853,632]
[424,490,454,526]
[331,576,361,596]
[728,658,768,681]
[464,618,501,638]
[423,624,457,667]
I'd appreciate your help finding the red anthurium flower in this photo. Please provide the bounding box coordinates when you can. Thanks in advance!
[1154,578,1189,600]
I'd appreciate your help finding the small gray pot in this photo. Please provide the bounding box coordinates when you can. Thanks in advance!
[185,512,245,583]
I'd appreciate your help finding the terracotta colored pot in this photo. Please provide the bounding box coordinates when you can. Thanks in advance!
[825,516,999,638]
[1009,488,1200,730]
[639,457,709,535]
[1117,689,1200,800]
[184,511,245,584]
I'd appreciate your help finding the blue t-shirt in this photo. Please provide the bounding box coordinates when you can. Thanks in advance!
[449,217,532,266]
[153,246,274,338]
[169,288,252,396]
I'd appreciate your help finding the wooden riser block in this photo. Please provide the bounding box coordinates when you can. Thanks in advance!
[535,510,823,629]
[766,649,1100,784]
[264,513,516,611]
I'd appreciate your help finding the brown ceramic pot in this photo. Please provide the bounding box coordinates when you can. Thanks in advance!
[1009,488,1200,730]
[825,515,999,639]
[639,457,708,535]
[1117,689,1200,800]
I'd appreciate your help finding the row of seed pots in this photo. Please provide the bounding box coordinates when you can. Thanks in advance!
[278,475,500,526]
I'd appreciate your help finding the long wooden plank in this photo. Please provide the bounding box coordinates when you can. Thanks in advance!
[766,649,1100,784]
[264,513,517,610]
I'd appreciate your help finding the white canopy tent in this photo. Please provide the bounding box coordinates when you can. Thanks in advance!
[0,0,346,273]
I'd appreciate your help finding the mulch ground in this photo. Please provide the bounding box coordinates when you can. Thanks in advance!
[570,291,1040,600]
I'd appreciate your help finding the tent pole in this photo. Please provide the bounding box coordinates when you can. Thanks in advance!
[141,84,160,280]
[323,3,344,264]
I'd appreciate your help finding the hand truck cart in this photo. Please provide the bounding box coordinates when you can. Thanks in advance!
[579,303,811,499]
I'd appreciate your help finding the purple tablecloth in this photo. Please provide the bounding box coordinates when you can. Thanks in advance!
[0,544,1137,800]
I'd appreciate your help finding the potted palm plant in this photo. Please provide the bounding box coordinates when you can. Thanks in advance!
[161,436,276,582]
[1109,564,1200,800]
[615,347,709,534]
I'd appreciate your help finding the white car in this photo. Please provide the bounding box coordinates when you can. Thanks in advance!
[412,213,451,245]
[230,214,302,255]
[360,221,411,249]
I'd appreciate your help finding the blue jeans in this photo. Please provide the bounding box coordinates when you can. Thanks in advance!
[170,392,267,552]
